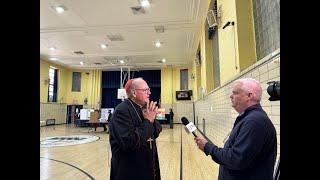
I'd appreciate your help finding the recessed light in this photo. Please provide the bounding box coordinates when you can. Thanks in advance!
[55,6,66,14]
[80,61,84,65]
[49,57,58,61]
[161,58,166,63]
[119,60,124,64]
[140,0,150,7]
[155,41,161,48]
[49,47,56,51]
[100,44,107,49]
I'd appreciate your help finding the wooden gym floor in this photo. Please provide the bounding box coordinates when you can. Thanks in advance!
[40,124,219,180]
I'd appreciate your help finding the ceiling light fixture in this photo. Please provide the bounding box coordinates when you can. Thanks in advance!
[100,44,107,49]
[49,47,56,51]
[139,0,150,7]
[49,57,58,61]
[119,60,124,64]
[80,61,84,65]
[55,5,67,14]
[155,41,161,48]
[161,58,166,63]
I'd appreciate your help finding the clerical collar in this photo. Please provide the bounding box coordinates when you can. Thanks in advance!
[127,98,143,122]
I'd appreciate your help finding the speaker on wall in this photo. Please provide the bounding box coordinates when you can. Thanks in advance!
[207,10,217,28]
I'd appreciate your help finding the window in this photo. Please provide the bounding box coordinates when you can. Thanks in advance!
[72,72,81,92]
[210,22,220,88]
[253,0,280,59]
[48,67,58,102]
[180,69,188,90]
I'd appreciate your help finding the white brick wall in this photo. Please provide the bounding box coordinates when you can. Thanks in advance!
[175,102,194,124]
[40,103,67,125]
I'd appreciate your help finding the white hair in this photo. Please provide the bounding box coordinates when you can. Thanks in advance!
[131,78,144,90]
[234,78,262,102]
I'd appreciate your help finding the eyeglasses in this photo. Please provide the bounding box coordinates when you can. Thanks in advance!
[135,88,151,93]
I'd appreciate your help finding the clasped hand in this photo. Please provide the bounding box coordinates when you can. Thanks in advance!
[142,101,158,123]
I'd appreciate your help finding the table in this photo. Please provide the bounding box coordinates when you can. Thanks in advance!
[74,119,89,127]
[85,121,108,132]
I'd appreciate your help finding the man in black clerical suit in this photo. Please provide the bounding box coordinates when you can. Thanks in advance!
[109,77,162,180]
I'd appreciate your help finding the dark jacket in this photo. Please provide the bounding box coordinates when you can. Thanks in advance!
[109,99,162,180]
[204,104,277,180]
[107,112,112,122]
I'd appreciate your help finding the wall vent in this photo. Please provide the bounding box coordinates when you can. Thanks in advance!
[107,34,124,41]
[74,51,84,55]
[155,25,165,33]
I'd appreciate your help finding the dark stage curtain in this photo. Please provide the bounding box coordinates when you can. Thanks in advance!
[101,70,161,108]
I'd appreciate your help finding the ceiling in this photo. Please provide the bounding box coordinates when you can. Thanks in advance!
[40,0,210,70]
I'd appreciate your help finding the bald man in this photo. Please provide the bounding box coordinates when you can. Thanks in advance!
[195,78,277,180]
[109,78,162,180]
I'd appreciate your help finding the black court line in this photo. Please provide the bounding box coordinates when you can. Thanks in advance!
[40,156,95,180]
[180,125,183,180]
[179,124,210,180]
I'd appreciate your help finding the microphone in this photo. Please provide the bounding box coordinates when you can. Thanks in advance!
[181,117,197,137]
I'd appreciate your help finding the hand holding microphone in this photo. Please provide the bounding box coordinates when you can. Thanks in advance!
[181,117,208,151]
[194,136,208,151]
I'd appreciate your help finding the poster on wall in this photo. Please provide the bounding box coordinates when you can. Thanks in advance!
[156,108,166,120]
[101,108,114,122]
[80,109,94,119]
